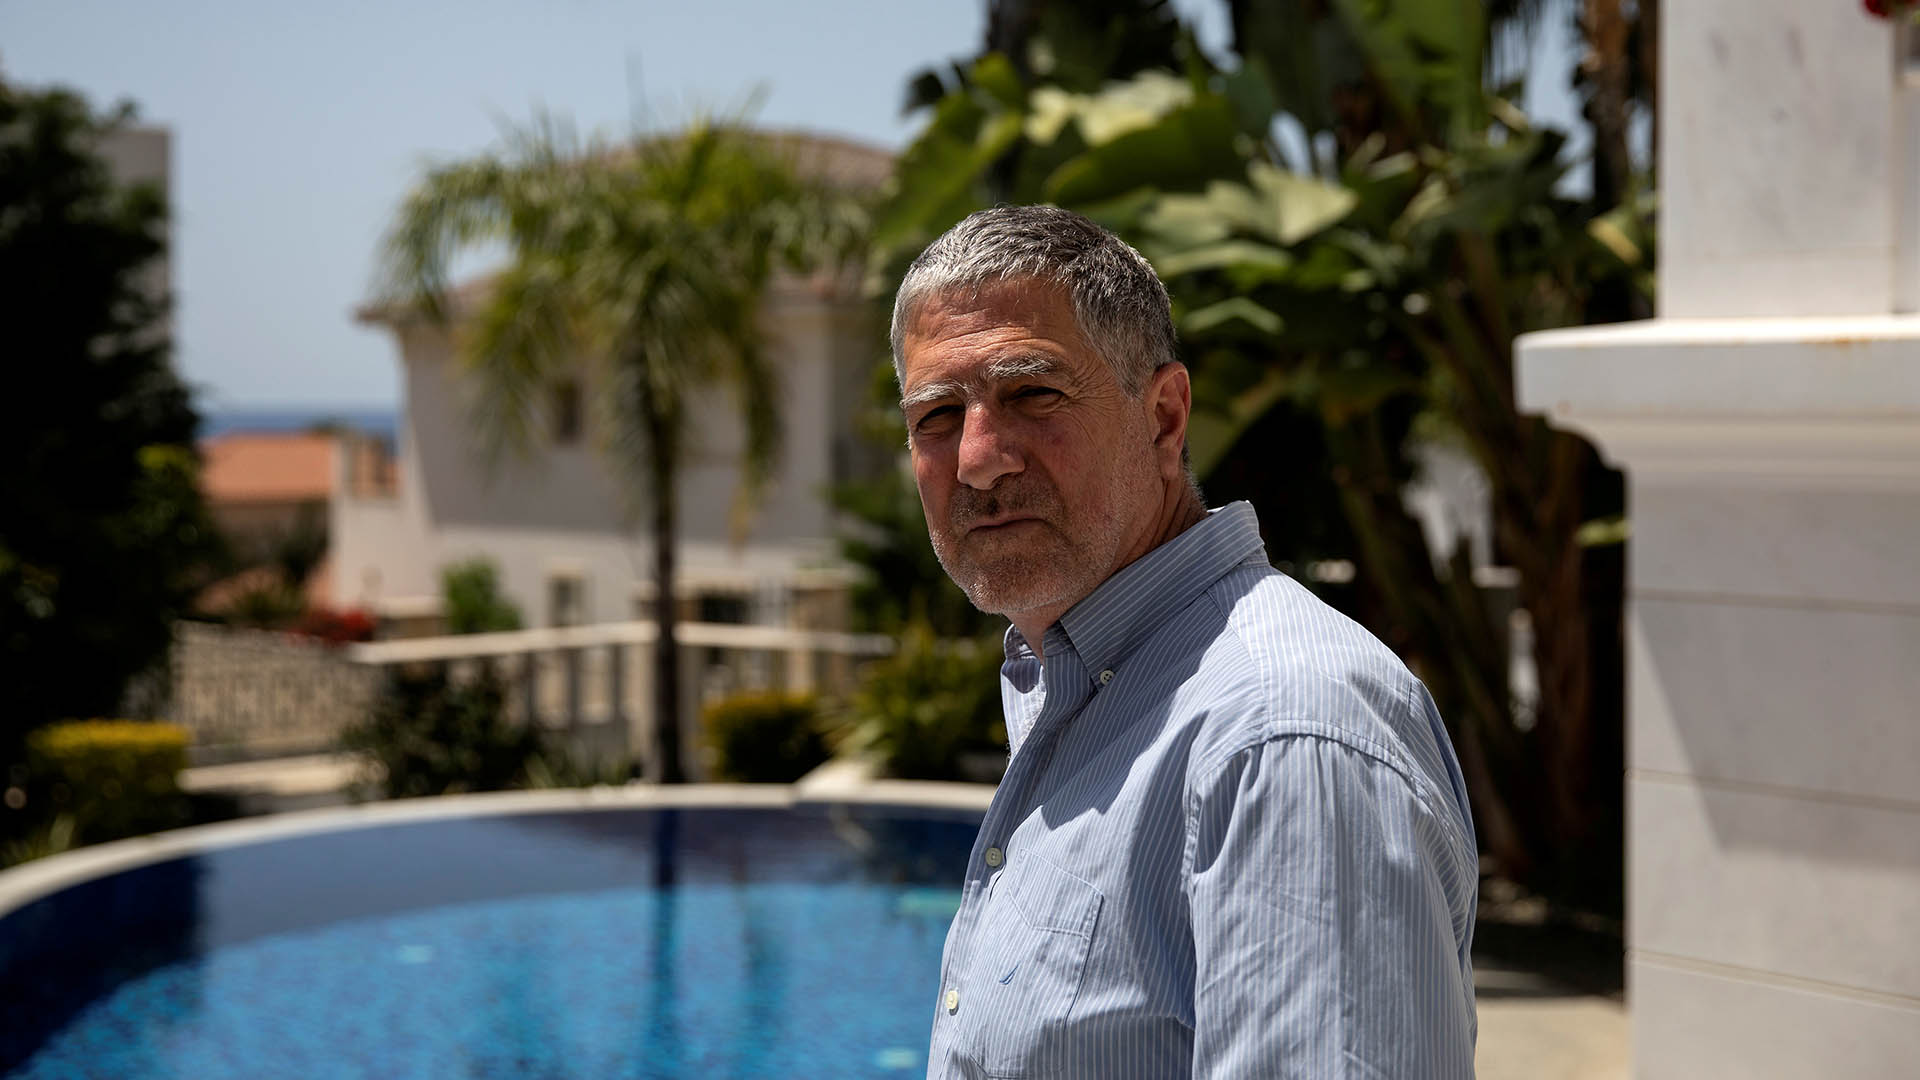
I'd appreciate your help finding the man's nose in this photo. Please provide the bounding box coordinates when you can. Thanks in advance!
[955,404,1022,490]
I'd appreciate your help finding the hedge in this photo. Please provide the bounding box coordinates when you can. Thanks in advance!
[27,720,191,844]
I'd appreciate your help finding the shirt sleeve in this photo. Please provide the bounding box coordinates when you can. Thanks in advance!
[1183,732,1477,1079]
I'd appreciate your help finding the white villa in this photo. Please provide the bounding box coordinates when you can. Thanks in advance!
[331,133,894,641]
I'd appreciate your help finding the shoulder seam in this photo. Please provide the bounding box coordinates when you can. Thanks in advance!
[1186,570,1474,866]
[1186,718,1476,869]
[1203,571,1280,709]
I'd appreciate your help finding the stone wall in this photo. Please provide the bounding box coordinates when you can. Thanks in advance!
[168,622,381,761]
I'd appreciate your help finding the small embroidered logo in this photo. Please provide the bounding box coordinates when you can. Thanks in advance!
[998,964,1019,985]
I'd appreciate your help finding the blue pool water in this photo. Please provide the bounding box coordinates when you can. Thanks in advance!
[0,805,983,1079]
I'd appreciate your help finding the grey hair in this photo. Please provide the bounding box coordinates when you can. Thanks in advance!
[888,205,1177,397]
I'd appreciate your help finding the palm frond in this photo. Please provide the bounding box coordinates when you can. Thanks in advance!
[376,108,867,534]
[461,259,577,469]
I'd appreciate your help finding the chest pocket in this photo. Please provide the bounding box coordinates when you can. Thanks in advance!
[961,852,1105,1078]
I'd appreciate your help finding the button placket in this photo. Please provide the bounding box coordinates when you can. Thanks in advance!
[942,642,1083,1049]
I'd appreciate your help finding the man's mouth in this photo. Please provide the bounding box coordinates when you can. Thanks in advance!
[965,515,1039,535]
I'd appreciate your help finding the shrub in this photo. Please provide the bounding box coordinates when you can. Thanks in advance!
[26,720,190,845]
[441,559,523,635]
[341,665,545,798]
[838,624,1006,781]
[223,580,305,629]
[701,692,830,783]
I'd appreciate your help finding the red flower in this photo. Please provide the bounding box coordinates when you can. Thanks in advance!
[295,606,378,644]
[337,609,377,641]
[1867,0,1912,18]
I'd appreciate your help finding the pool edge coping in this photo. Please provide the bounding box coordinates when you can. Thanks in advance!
[0,774,997,922]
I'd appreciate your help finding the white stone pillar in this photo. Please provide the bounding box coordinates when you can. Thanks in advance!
[1519,4,1920,1074]
[1660,1,1902,318]
[1893,22,1920,311]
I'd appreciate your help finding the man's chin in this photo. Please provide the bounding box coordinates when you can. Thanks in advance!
[935,530,1095,616]
[955,568,1084,620]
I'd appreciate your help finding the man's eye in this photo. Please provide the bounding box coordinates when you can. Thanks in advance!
[915,406,960,431]
[1016,386,1062,401]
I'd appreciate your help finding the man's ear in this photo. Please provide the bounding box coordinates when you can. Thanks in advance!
[1145,362,1192,469]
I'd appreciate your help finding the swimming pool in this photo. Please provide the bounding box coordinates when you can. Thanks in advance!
[0,794,983,1079]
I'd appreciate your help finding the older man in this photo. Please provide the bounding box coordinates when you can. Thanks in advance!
[892,206,1479,1079]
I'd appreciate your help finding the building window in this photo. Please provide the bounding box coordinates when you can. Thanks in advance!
[548,573,586,627]
[551,380,582,445]
[697,591,750,625]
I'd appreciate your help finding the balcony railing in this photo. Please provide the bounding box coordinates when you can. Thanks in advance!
[346,620,897,773]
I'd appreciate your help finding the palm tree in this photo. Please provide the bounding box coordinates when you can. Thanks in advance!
[381,114,863,782]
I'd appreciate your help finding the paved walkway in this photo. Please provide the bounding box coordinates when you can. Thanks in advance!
[179,752,368,815]
[1475,960,1627,1079]
[179,752,366,798]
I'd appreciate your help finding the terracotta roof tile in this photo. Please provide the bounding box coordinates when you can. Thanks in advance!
[201,433,336,503]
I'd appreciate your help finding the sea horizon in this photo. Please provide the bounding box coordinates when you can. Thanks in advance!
[202,405,399,444]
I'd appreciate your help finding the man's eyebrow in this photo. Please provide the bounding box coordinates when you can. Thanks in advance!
[983,353,1065,381]
[899,379,964,411]
[898,354,1068,411]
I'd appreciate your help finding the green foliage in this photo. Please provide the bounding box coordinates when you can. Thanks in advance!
[25,720,191,846]
[441,558,523,634]
[839,625,1006,781]
[700,691,830,783]
[0,79,218,776]
[869,0,1649,908]
[341,666,546,799]
[520,749,634,790]
[224,581,306,630]
[2,813,77,868]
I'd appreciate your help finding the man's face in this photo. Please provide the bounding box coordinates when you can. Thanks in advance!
[898,281,1164,623]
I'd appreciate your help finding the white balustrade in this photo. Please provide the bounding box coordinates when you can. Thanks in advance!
[346,621,896,777]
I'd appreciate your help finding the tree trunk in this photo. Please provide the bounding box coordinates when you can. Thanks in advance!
[647,411,686,784]
[1492,422,1626,909]
[1640,0,1659,183]
[1581,0,1633,213]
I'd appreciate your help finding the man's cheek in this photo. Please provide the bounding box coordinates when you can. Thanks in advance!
[910,471,946,527]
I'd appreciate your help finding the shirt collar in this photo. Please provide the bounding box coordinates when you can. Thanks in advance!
[1003,501,1267,677]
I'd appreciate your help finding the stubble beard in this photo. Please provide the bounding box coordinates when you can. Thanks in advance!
[928,451,1155,621]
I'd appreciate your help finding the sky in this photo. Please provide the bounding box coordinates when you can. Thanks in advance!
[2,1,1574,412]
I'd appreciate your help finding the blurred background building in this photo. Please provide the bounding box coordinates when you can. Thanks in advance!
[336,136,889,640]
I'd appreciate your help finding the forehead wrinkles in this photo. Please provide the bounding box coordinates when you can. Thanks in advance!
[900,293,1088,410]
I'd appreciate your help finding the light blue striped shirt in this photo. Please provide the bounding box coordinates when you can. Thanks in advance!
[926,502,1478,1079]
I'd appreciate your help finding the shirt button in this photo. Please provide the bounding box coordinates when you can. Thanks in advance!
[945,987,961,1013]
[984,846,1003,868]
[1098,669,1114,685]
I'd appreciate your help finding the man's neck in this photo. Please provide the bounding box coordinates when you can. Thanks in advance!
[1010,489,1208,658]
